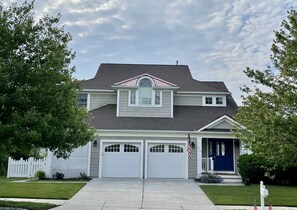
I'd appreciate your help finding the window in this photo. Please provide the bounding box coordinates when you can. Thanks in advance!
[105,144,120,152]
[124,144,139,152]
[216,97,223,105]
[169,145,183,153]
[150,145,164,153]
[221,142,225,156]
[139,78,153,105]
[130,90,136,105]
[203,96,226,106]
[77,94,87,107]
[205,97,213,105]
[216,142,220,156]
[155,90,161,105]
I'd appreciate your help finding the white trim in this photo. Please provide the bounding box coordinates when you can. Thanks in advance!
[99,139,144,179]
[202,96,226,107]
[233,139,236,173]
[116,89,120,117]
[87,93,91,111]
[170,90,173,118]
[87,141,92,176]
[145,140,188,179]
[177,91,231,95]
[81,89,115,92]
[196,137,203,176]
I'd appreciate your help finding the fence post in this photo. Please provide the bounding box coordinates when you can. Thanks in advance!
[46,149,52,178]
[7,157,11,178]
[28,157,32,178]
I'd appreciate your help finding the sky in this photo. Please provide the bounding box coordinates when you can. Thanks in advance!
[4,0,297,104]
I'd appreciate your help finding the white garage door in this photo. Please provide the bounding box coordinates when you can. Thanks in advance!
[101,143,142,178]
[147,143,186,178]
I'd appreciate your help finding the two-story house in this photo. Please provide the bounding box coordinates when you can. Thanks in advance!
[75,63,241,180]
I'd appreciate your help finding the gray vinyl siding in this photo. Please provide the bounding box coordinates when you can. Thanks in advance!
[90,93,116,111]
[188,139,197,178]
[90,142,99,177]
[174,95,202,106]
[118,90,172,118]
[211,121,232,129]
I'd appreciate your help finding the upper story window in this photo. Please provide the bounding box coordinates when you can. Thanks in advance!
[205,97,213,105]
[77,93,88,107]
[129,77,162,106]
[203,96,226,106]
[139,78,153,105]
[216,97,223,105]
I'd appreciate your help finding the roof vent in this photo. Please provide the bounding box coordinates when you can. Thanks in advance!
[176,60,179,65]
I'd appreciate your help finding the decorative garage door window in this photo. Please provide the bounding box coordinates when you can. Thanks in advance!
[150,145,165,153]
[124,144,139,152]
[105,144,120,152]
[169,145,183,153]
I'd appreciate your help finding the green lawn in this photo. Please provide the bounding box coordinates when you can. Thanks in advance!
[201,184,297,207]
[0,200,58,210]
[0,176,85,199]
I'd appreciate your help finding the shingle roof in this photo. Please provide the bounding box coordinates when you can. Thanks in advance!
[81,63,230,93]
[89,96,238,131]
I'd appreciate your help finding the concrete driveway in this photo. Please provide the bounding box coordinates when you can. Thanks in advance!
[53,178,218,210]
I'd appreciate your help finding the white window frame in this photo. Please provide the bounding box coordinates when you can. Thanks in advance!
[202,96,226,106]
[128,77,163,107]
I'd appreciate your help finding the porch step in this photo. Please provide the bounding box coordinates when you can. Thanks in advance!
[218,174,242,183]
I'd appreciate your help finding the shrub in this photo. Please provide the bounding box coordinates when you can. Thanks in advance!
[54,172,64,179]
[195,173,223,183]
[237,154,269,184]
[35,170,46,179]
[79,172,89,180]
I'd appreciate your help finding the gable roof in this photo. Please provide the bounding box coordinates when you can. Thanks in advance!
[198,115,240,132]
[89,95,238,131]
[81,63,230,93]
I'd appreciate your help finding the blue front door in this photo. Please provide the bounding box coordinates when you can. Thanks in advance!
[209,139,234,171]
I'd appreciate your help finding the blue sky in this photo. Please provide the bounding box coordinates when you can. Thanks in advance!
[4,0,297,104]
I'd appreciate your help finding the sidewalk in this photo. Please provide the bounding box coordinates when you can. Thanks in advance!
[1,198,297,210]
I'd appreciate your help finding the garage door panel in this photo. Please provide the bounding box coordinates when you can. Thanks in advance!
[147,143,186,178]
[101,143,141,178]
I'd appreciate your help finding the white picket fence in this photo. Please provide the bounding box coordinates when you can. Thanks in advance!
[7,157,48,178]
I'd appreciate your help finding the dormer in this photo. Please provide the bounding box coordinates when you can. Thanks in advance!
[112,73,179,118]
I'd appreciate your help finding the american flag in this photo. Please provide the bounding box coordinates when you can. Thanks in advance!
[188,134,192,159]
[253,199,257,210]
[268,200,272,210]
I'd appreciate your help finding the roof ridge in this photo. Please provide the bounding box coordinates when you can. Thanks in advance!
[101,63,188,67]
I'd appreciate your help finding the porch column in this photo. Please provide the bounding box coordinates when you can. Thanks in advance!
[196,137,203,176]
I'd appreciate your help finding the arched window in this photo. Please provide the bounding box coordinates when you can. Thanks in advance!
[139,78,152,105]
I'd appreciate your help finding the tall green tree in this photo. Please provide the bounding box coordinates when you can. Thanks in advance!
[0,1,94,159]
[235,10,297,168]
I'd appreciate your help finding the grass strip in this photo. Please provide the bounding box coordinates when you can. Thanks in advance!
[200,184,297,206]
[0,200,58,210]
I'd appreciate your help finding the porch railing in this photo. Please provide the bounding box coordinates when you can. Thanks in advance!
[202,157,214,173]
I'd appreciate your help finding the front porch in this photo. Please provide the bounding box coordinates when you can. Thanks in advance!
[196,137,242,183]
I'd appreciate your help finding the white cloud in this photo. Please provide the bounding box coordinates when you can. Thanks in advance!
[3,0,297,104]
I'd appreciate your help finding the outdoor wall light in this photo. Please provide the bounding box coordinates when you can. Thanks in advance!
[191,142,196,149]
[93,140,98,147]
